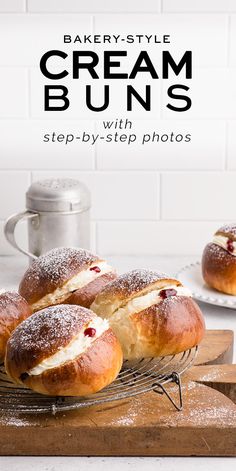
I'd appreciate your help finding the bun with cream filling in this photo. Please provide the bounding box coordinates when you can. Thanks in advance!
[91,269,205,360]
[202,223,236,295]
[5,304,123,396]
[19,247,117,312]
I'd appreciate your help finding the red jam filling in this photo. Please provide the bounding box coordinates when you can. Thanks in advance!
[84,327,96,337]
[227,239,234,253]
[89,266,101,273]
[159,288,177,299]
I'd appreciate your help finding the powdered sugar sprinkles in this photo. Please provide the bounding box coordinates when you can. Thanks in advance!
[96,268,180,300]
[20,247,99,285]
[216,223,236,239]
[7,304,95,361]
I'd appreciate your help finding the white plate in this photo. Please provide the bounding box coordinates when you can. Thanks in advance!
[176,261,236,309]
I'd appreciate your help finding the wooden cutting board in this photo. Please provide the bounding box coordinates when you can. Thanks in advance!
[0,329,236,457]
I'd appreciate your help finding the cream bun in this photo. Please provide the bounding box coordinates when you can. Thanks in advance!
[5,304,123,396]
[0,291,31,362]
[91,269,205,360]
[19,247,117,312]
[202,223,236,295]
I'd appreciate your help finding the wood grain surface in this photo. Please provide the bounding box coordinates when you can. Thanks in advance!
[0,329,236,456]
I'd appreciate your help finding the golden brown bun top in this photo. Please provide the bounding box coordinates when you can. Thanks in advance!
[0,291,29,312]
[0,291,32,327]
[91,269,182,316]
[215,223,236,241]
[6,304,97,375]
[0,291,32,362]
[203,243,236,267]
[132,296,205,357]
[19,247,100,305]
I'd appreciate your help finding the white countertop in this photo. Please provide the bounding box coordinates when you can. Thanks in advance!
[0,254,235,470]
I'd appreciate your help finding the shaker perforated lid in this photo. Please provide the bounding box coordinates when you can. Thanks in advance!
[26,178,91,212]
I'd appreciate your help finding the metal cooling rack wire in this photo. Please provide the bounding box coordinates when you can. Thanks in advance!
[0,346,198,414]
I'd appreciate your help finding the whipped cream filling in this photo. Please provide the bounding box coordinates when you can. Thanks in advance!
[28,316,110,375]
[113,285,192,319]
[213,234,236,256]
[31,261,113,311]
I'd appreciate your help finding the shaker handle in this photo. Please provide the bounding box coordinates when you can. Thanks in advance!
[4,211,39,260]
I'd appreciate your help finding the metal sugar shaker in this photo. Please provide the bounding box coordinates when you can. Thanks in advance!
[4,178,91,261]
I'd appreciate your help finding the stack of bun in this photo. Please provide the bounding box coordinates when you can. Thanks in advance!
[1,247,205,397]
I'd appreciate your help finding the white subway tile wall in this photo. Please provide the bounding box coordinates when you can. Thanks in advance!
[0,69,28,118]
[0,1,235,256]
[161,172,236,221]
[97,221,224,255]
[27,0,162,13]
[0,120,95,169]
[163,1,236,13]
[32,171,160,221]
[0,0,25,12]
[0,172,31,219]
[229,15,236,66]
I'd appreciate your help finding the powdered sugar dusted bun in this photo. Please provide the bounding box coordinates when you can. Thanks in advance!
[0,291,31,362]
[5,305,123,396]
[91,269,205,360]
[216,223,236,240]
[91,269,182,318]
[19,247,117,312]
[202,223,236,295]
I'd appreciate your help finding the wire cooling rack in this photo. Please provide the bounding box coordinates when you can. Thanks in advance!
[0,347,198,414]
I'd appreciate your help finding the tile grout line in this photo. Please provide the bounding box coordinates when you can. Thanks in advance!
[3,11,236,15]
[227,14,231,67]
[225,120,229,171]
[159,173,162,220]
[91,14,98,171]
[94,121,98,170]
[0,218,235,224]
[29,170,236,175]
[27,68,31,119]
[94,221,98,253]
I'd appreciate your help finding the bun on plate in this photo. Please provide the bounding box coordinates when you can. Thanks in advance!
[202,224,236,295]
